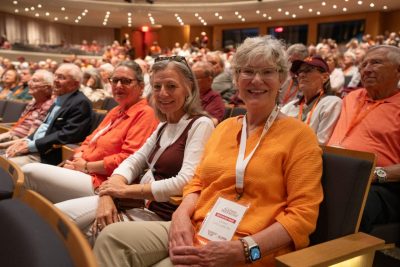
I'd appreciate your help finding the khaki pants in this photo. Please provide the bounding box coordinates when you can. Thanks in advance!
[94,221,173,267]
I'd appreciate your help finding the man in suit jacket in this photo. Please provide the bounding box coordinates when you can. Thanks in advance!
[6,63,93,166]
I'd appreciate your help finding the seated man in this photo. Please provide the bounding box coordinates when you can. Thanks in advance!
[0,69,54,149]
[206,52,235,104]
[192,61,225,125]
[328,45,400,232]
[5,63,93,166]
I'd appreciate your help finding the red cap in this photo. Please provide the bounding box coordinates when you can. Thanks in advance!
[291,55,329,74]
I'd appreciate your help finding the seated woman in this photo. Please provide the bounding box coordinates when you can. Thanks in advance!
[22,60,158,217]
[81,68,110,109]
[94,36,323,267]
[281,56,342,145]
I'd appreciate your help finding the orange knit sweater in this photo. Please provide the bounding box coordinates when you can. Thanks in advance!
[183,116,323,266]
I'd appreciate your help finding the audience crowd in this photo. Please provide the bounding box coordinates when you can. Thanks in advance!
[0,29,399,267]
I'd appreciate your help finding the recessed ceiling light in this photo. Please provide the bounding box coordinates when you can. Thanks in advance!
[343,7,347,11]
[241,18,245,22]
[308,8,313,12]
[37,4,42,8]
[333,5,337,9]
[195,13,198,17]
[35,13,39,17]
[235,11,239,15]
[64,16,68,20]
[370,3,375,7]
[317,11,321,15]
[383,5,388,10]
[13,1,18,4]
[45,12,49,16]
[358,1,363,5]
[219,16,223,20]
[30,7,35,10]
[285,11,289,15]
[24,7,29,11]
[14,9,18,13]
[54,17,58,21]
[256,10,260,14]
[215,12,219,16]
[263,13,267,17]
[292,14,296,18]
[128,12,131,16]
[268,16,272,20]
[61,7,65,11]
[322,2,326,6]
[277,8,282,12]
[238,15,242,18]
[203,22,207,26]
[299,5,303,9]
[84,9,88,13]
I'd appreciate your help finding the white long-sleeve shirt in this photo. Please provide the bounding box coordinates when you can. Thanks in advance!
[281,95,342,145]
[112,115,214,202]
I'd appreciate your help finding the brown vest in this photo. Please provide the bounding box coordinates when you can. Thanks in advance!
[148,116,201,220]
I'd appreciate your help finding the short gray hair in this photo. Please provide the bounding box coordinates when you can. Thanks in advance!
[367,45,400,66]
[114,60,144,84]
[35,69,54,86]
[58,63,83,83]
[287,43,308,60]
[231,35,289,82]
[150,59,206,121]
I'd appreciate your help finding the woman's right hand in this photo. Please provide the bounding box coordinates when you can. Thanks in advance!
[93,195,119,234]
[169,209,195,250]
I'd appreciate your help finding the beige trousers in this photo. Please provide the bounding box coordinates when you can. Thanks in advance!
[8,153,41,167]
[94,221,174,267]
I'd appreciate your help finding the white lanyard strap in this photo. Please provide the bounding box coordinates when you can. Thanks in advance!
[235,105,280,198]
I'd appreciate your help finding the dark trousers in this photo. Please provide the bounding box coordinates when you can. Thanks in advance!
[360,183,400,232]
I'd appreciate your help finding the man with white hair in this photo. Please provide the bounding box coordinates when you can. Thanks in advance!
[6,63,93,166]
[0,69,54,148]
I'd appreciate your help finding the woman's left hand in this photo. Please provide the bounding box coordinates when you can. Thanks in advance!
[170,240,244,267]
[98,179,128,198]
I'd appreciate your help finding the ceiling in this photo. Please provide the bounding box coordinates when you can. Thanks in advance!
[2,0,400,28]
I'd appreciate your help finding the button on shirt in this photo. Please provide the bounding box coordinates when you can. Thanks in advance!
[27,92,73,152]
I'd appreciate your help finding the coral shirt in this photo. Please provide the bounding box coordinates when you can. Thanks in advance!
[79,99,158,188]
[328,89,400,167]
[184,116,323,266]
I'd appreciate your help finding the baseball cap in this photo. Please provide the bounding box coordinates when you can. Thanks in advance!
[291,55,329,74]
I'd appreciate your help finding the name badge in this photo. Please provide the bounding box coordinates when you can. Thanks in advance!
[198,197,248,242]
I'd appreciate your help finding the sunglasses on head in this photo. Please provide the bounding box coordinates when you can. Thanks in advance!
[154,56,190,68]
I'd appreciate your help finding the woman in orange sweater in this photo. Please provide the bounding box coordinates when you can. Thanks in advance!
[94,36,323,267]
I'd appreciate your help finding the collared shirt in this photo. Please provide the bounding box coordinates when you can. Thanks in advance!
[200,89,225,123]
[328,88,400,166]
[27,91,74,152]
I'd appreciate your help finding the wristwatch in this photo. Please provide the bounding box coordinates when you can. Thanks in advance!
[242,236,262,263]
[374,167,387,183]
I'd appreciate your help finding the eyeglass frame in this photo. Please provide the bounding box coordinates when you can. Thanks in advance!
[237,67,281,81]
[154,55,190,69]
[109,77,137,86]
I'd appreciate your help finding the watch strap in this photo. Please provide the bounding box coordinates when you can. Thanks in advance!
[239,238,251,264]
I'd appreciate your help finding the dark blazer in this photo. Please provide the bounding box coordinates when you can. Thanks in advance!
[29,89,93,165]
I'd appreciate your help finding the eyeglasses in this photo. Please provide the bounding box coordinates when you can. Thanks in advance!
[154,56,190,69]
[238,67,279,80]
[109,77,136,86]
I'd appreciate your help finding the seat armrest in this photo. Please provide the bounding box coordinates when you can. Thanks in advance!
[275,232,385,267]
[61,144,79,161]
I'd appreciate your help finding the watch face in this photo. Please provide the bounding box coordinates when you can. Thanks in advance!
[249,246,261,261]
[376,169,386,177]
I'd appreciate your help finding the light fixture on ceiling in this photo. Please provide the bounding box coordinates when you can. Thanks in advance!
[146,0,154,4]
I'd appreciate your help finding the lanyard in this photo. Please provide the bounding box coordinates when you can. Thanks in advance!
[235,105,279,200]
[340,92,384,144]
[297,90,324,125]
[282,79,298,104]
[89,112,126,145]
